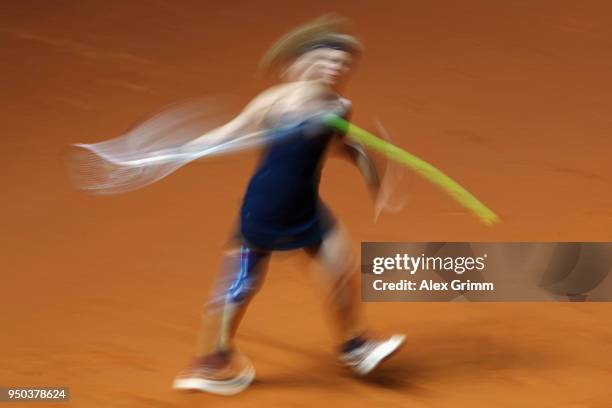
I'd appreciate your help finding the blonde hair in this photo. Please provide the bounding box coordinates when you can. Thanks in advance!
[259,14,362,77]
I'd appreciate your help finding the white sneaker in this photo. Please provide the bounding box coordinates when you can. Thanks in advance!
[339,334,405,375]
[172,351,255,396]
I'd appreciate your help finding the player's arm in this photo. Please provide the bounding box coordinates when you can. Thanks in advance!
[329,104,406,220]
[340,138,381,200]
[330,100,382,199]
[185,88,280,148]
[337,131,405,221]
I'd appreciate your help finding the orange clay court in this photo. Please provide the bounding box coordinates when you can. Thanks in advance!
[2,1,612,406]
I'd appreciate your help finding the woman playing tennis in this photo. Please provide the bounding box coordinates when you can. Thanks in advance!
[172,15,405,395]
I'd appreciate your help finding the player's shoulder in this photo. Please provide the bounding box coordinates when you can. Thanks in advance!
[248,82,314,111]
[338,97,352,116]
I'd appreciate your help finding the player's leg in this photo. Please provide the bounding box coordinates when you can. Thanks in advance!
[199,245,270,353]
[173,244,270,395]
[307,224,405,375]
[306,224,364,340]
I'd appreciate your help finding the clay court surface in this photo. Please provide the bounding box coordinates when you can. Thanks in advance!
[2,1,612,406]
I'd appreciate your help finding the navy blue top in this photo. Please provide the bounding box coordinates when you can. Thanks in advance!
[239,116,340,251]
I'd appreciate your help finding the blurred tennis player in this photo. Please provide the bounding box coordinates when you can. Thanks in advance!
[173,15,405,395]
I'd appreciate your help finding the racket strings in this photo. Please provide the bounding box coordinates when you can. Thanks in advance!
[65,146,145,193]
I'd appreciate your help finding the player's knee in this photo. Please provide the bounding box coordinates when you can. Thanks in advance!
[320,232,356,274]
[225,246,268,304]
[226,274,264,304]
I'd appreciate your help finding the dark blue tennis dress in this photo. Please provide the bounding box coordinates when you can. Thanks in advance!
[239,106,348,251]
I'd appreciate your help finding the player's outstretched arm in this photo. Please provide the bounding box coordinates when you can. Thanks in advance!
[185,88,281,149]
